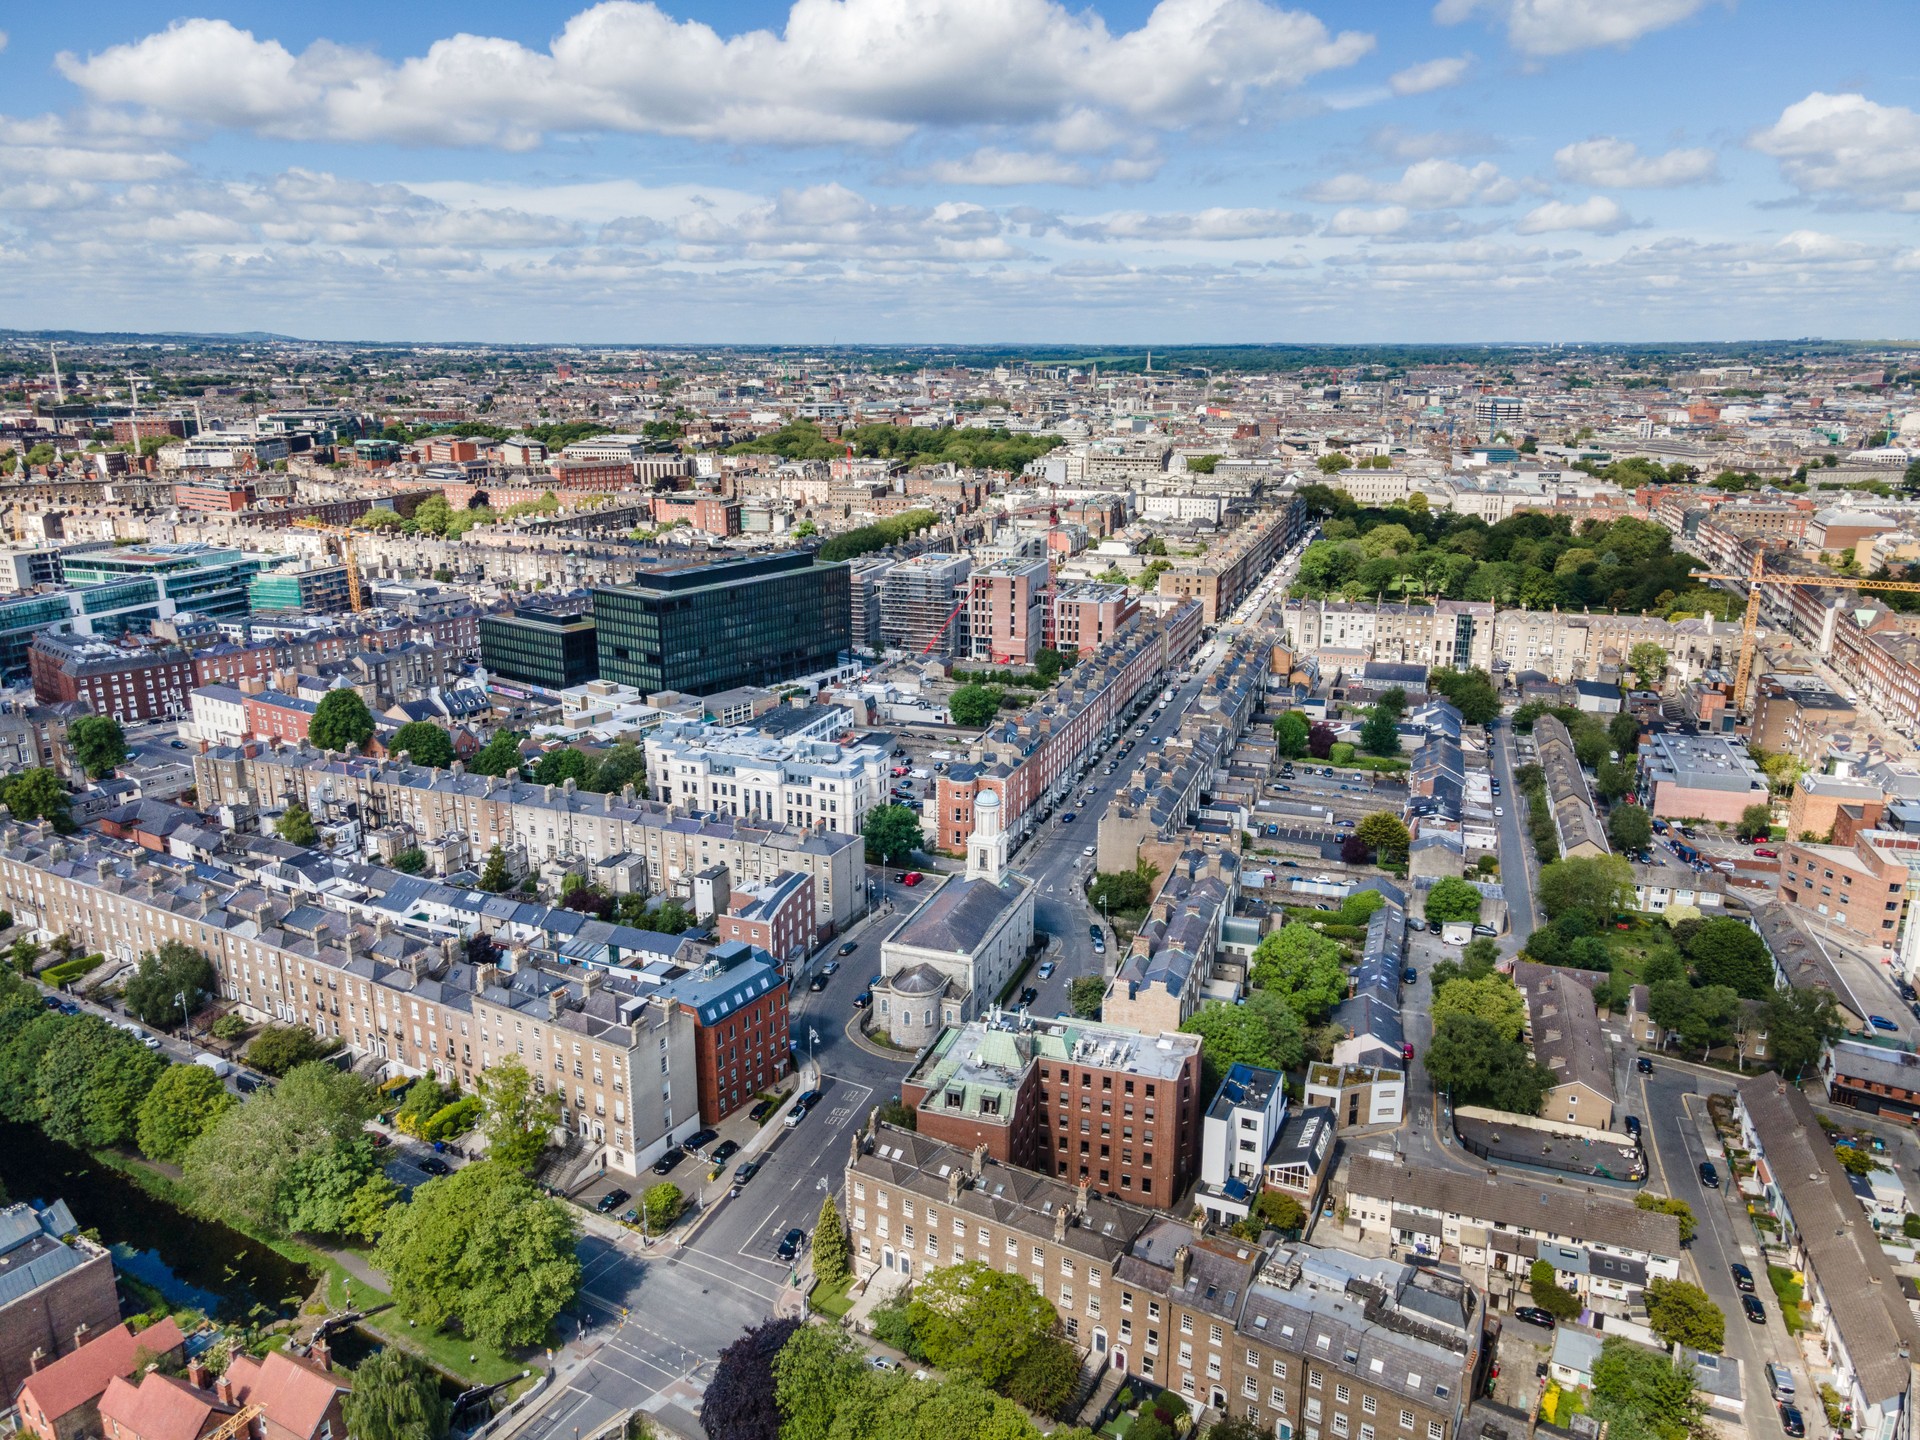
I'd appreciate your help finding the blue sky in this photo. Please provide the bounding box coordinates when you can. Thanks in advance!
[1,0,1916,343]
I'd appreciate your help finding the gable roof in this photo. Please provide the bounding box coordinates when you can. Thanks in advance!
[18,1319,187,1423]
[226,1350,348,1440]
[98,1372,223,1440]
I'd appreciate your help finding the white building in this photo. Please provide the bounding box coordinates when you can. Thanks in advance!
[187,684,249,744]
[1196,1062,1288,1222]
[643,709,888,836]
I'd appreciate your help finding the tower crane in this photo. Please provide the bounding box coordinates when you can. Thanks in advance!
[921,599,967,655]
[292,517,367,612]
[1689,550,1920,710]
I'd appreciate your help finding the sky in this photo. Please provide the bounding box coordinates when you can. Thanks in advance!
[0,0,1917,345]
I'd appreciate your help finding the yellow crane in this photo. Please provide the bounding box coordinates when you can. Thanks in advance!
[292,517,366,612]
[201,1404,264,1440]
[1689,550,1920,708]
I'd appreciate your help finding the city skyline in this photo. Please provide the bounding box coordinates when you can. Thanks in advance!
[1,0,1917,343]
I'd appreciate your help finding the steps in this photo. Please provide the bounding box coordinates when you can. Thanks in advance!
[1074,1358,1127,1428]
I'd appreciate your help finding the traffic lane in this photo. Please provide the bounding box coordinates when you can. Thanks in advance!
[1489,721,1538,944]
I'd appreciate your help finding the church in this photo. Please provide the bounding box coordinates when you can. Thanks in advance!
[872,789,1038,1050]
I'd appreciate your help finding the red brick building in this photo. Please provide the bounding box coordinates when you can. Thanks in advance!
[715,871,815,972]
[30,637,195,721]
[664,943,791,1124]
[243,690,317,745]
[172,480,255,514]
[651,493,740,536]
[16,1319,186,1440]
[193,643,278,688]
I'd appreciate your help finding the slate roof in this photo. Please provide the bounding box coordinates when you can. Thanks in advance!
[1347,1156,1680,1258]
[889,874,1027,955]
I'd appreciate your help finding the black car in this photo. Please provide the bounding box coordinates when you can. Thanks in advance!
[417,1156,451,1176]
[1731,1262,1755,1293]
[733,1159,762,1185]
[1088,924,1103,942]
[1018,987,1039,1006]
[1636,1056,1653,1074]
[1624,1115,1642,1139]
[596,1188,631,1214]
[684,1127,720,1153]
[1743,1294,1767,1324]
[1779,1405,1805,1437]
[710,1139,741,1166]
[808,974,830,992]
[1513,1307,1557,1328]
[838,941,858,956]
[1699,1161,1719,1189]
[652,1147,686,1174]
[853,991,872,1009]
[749,1098,779,1123]
[777,1227,807,1261]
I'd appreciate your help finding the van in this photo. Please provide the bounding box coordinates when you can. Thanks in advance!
[1767,1363,1795,1400]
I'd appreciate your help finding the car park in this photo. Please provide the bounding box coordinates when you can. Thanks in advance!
[596,1188,631,1214]
[1471,924,1498,937]
[1743,1294,1766,1324]
[1754,846,1778,858]
[1731,1263,1755,1292]
[777,1228,807,1261]
[1699,1161,1719,1188]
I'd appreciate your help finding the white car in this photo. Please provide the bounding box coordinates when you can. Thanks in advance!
[1083,845,1095,856]
[1495,806,1505,816]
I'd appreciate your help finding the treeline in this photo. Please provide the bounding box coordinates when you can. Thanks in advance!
[377,420,623,448]
[729,419,1061,472]
[815,508,942,562]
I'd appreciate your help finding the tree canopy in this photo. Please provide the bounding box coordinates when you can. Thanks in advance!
[1355,811,1411,860]
[1424,877,1483,924]
[1538,855,1634,921]
[1423,1013,1554,1113]
[904,1261,1059,1389]
[863,804,923,864]
[392,722,454,769]
[1430,974,1527,1042]
[1248,924,1347,1021]
[137,1062,237,1163]
[344,1348,452,1440]
[1683,918,1774,999]
[123,941,218,1028]
[1274,711,1311,757]
[703,1318,801,1440]
[68,715,128,778]
[949,684,1002,727]
[1426,668,1501,725]
[1180,992,1306,1089]
[310,689,376,752]
[476,1057,561,1169]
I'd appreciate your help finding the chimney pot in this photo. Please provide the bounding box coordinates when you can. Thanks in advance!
[187,1359,209,1390]
[216,1376,234,1406]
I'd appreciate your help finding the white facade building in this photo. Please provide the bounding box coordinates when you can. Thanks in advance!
[643,711,888,836]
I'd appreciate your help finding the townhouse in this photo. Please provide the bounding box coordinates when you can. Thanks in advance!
[1532,716,1608,860]
[1281,599,1494,673]
[643,712,888,836]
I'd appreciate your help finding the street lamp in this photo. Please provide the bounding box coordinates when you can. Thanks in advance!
[176,989,191,1040]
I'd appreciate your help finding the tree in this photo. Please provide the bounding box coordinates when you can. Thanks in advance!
[68,715,128,779]
[1591,1336,1704,1440]
[36,1016,163,1148]
[466,731,525,778]
[1003,1333,1079,1416]
[182,1061,378,1232]
[138,1062,237,1163]
[1316,452,1353,474]
[1736,803,1774,843]
[1089,861,1158,914]
[1274,711,1311,758]
[585,743,648,796]
[245,1023,336,1076]
[344,1348,452,1440]
[1684,918,1773,999]
[1,768,73,830]
[275,802,320,846]
[1596,759,1638,802]
[774,1325,877,1440]
[1528,1259,1582,1321]
[477,1057,560,1169]
[1068,975,1105,1017]
[395,1076,454,1137]
[392,722,454,769]
[1180,992,1306,1088]
[949,684,1002,727]
[1635,1193,1697,1244]
[533,748,590,786]
[1359,704,1402,757]
[1609,803,1653,854]
[1339,836,1370,864]
[1307,722,1336,759]
[1628,642,1669,689]
[411,495,453,536]
[703,1318,801,1440]
[812,1193,849,1287]
[478,845,512,893]
[1248,925,1347,1020]
[282,1139,399,1238]
[1645,1278,1725,1352]
[1426,668,1501,726]
[1424,1014,1554,1113]
[1765,985,1843,1078]
[1355,811,1411,861]
[124,941,217,1028]
[905,1260,1057,1389]
[863,804,922,865]
[1834,1143,1877,1176]
[310,689,376,753]
[1431,974,1526,1042]
[1424,877,1483,925]
[374,1160,581,1349]
[642,1182,684,1230]
[392,848,427,875]
[1609,710,1642,756]
[1537,855,1634,921]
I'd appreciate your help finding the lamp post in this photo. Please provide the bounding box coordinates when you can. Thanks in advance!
[176,989,190,1040]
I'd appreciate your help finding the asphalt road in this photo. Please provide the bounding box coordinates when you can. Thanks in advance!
[1489,717,1539,946]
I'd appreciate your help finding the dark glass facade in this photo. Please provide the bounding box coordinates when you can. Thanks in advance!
[592,551,850,696]
[480,610,600,690]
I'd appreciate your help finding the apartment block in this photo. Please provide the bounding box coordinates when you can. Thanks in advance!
[968,557,1050,665]
[1157,503,1304,623]
[1778,835,1908,957]
[30,636,196,721]
[1635,731,1769,823]
[643,712,888,836]
[880,553,973,659]
[661,941,790,1123]
[0,1201,123,1402]
[713,870,815,968]
[1049,582,1139,656]
[1751,676,1857,762]
[1283,598,1494,672]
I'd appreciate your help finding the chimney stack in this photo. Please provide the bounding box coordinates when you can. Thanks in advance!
[216,1375,234,1406]
[72,1322,91,1348]
[1173,1245,1191,1287]
[187,1359,210,1390]
[971,1142,988,1179]
[309,1335,332,1371]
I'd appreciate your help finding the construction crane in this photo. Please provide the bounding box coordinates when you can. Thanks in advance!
[201,1404,263,1440]
[1690,550,1920,708]
[292,517,367,612]
[922,599,967,655]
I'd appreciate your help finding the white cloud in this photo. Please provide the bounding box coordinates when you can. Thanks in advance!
[0,32,9,54]
[918,150,1096,186]
[1432,0,1716,57]
[0,113,187,184]
[1057,206,1314,240]
[1327,205,1410,235]
[1310,159,1516,208]
[1751,92,1920,212]
[1514,194,1633,233]
[57,1,1374,150]
[1389,54,1472,95]
[1554,137,1717,187]
[1367,125,1501,160]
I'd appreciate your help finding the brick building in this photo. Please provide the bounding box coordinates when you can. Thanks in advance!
[968,558,1051,665]
[714,871,816,972]
[16,1319,187,1440]
[30,637,195,721]
[0,1201,123,1403]
[1049,583,1139,657]
[662,942,791,1123]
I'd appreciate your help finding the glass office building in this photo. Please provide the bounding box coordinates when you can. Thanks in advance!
[592,551,850,696]
[480,608,600,691]
[62,544,266,622]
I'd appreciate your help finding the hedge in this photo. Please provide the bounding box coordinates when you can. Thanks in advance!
[43,953,105,986]
[422,1096,481,1141]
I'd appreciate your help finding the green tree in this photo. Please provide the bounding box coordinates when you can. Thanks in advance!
[1431,974,1527,1042]
[1596,758,1638,802]
[1834,1144,1876,1176]
[343,1347,452,1440]
[1316,452,1353,474]
[906,1260,1058,1389]
[533,748,590,786]
[374,1160,581,1349]
[67,715,128,778]
[642,1182,684,1230]
[1088,861,1159,914]
[1528,1259,1582,1321]
[282,1138,399,1238]
[310,689,376,753]
[1426,668,1501,726]
[36,1016,163,1148]
[411,495,453,536]
[1068,975,1105,1018]
[1424,1013,1554,1113]
[1735,802,1773,842]
[1002,1334,1080,1417]
[792,520,817,539]
[862,804,923,865]
[812,1193,849,1287]
[244,1023,337,1076]
[137,1062,237,1163]
[477,1057,560,1169]
[1628,642,1669,689]
[1635,1193,1697,1244]
[182,1061,378,1231]
[1608,803,1653,854]
[0,1009,65,1121]
[1610,710,1643,756]
[1180,992,1306,1088]
[466,731,525,778]
[123,940,217,1028]
[1359,704,1402,757]
[0,768,73,830]
[1537,854,1634,921]
[275,802,320,846]
[585,743,648,796]
[1684,918,1773,999]
[1355,811,1412,860]
[392,722,454,769]
[392,848,427,875]
[1424,877,1483,924]
[1248,924,1347,1020]
[394,1075,453,1137]
[478,845,512,893]
[1274,711,1311,758]
[1591,1336,1704,1440]
[949,684,1003,727]
[1765,985,1843,1078]
[1644,1278,1725,1352]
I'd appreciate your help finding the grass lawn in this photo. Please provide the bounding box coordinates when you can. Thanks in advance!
[1596,918,1683,993]
[810,1272,856,1320]
[1768,1265,1805,1335]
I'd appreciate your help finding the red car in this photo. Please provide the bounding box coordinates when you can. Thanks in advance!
[1401,1042,1415,1062]
[1754,846,1778,858]
[902,871,923,886]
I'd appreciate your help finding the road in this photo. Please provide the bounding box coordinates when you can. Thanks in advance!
[1489,717,1539,946]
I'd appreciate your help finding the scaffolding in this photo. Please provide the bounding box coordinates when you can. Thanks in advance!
[880,554,972,658]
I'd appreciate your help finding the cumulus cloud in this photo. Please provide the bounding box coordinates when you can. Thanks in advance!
[1432,0,1716,56]
[1055,206,1314,241]
[1751,92,1920,211]
[1554,137,1717,187]
[1366,125,1501,160]
[57,1,1374,150]
[1389,54,1472,95]
[1310,158,1516,208]
[1514,194,1633,233]
[909,147,1163,186]
[1327,205,1410,236]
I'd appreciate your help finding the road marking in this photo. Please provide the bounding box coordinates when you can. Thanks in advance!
[673,1250,786,1294]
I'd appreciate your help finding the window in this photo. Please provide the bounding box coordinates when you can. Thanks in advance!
[1181,1315,1194,1335]
[1210,1325,1224,1346]
[1429,1426,1443,1440]
[1337,1386,1351,1405]
[1309,1370,1323,1391]
[1273,1360,1289,1379]
[1363,1397,1378,1415]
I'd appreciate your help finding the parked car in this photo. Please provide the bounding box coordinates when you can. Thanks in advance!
[1754,846,1778,858]
[1060,812,1075,823]
[684,1127,720,1154]
[710,1139,741,1167]
[777,1228,807,1261]
[748,1098,779,1123]
[1092,936,1106,955]
[1018,987,1038,1006]
[418,1156,451,1176]
[853,991,872,1009]
[1743,1294,1767,1324]
[734,1159,762,1185]
[1767,1363,1796,1400]
[1513,1307,1557,1328]
[1699,1161,1720,1189]
[652,1147,686,1174]
[1037,961,1056,980]
[821,961,840,976]
[1870,1014,1900,1032]
[1471,924,1498,937]
[1623,1115,1641,1139]
[1779,1405,1805,1438]
[596,1188,631,1214]
[1089,924,1103,942]
[1635,1056,1653,1074]
[1731,1263,1755,1292]
[1403,967,1418,984]
[901,872,923,886]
